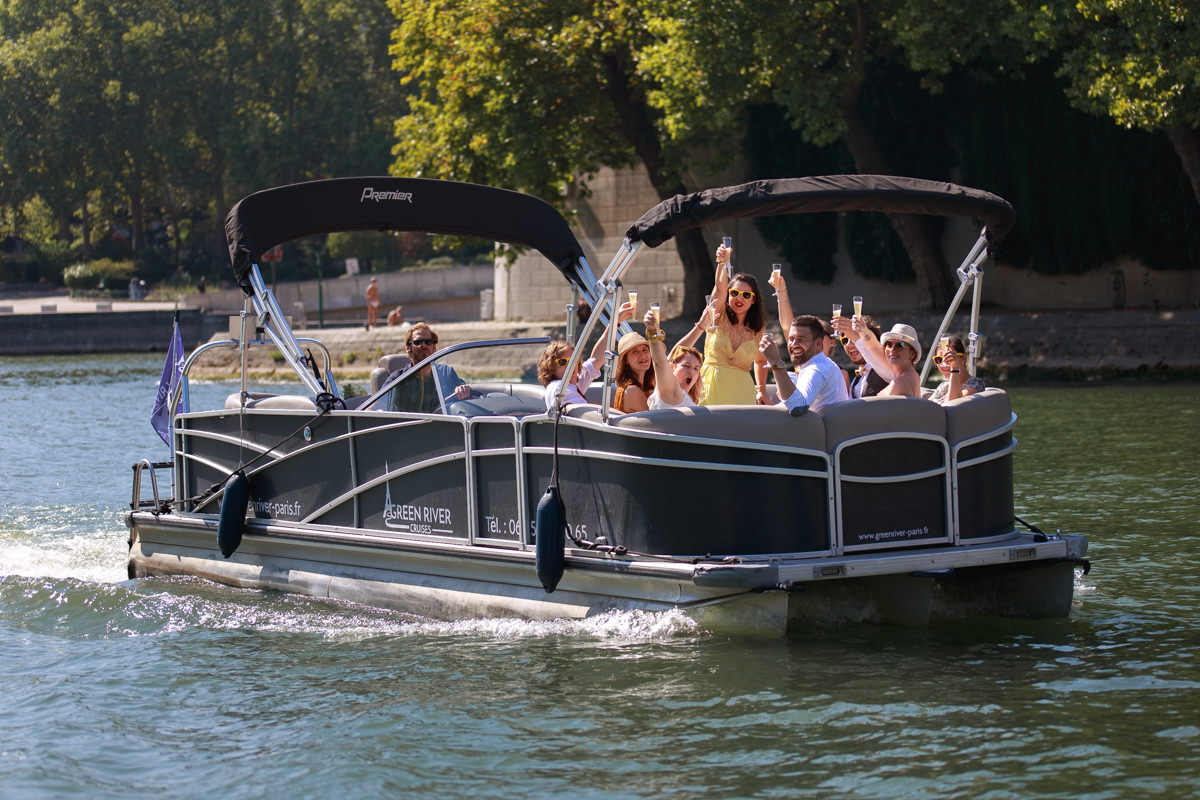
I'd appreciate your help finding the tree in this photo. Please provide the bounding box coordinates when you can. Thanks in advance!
[892,0,1200,211]
[389,0,714,313]
[0,0,404,282]
[1054,1,1200,209]
[639,0,959,310]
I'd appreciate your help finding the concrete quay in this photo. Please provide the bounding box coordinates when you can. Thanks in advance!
[0,294,225,355]
[2,288,1194,379]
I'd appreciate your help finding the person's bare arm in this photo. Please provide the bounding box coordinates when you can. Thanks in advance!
[589,301,634,363]
[647,311,685,406]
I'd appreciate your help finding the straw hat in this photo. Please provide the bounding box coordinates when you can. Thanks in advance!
[617,331,649,356]
[880,323,921,362]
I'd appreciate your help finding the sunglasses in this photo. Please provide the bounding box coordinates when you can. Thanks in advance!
[409,338,436,347]
[669,345,700,362]
[728,288,756,301]
[554,356,571,367]
[932,352,966,365]
[882,340,908,350]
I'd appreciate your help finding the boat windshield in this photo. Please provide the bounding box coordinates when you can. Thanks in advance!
[364,337,550,415]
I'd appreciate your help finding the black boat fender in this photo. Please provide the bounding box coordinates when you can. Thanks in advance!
[217,470,250,558]
[535,485,566,593]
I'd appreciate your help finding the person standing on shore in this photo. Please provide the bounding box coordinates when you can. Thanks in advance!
[365,277,381,329]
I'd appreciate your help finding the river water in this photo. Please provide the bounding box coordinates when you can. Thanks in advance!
[1,353,1196,798]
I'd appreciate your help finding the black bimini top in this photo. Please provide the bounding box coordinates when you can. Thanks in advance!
[225,177,586,287]
[625,175,1016,248]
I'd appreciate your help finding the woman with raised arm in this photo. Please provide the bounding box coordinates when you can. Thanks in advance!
[832,316,924,398]
[642,310,702,408]
[697,242,769,405]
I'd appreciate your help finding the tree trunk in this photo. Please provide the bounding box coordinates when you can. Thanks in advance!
[602,53,711,317]
[80,193,91,256]
[1165,123,1200,211]
[838,0,955,312]
[130,188,145,253]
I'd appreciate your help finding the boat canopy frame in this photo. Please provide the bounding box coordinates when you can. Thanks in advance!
[225,177,589,288]
[601,175,1017,383]
[222,177,614,406]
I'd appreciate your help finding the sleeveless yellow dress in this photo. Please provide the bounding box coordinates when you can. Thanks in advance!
[698,324,759,405]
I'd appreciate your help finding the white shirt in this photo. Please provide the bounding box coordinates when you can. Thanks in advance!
[777,352,849,414]
[647,388,696,410]
[543,358,600,410]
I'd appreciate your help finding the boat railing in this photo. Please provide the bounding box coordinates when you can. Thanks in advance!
[169,334,336,418]
[919,230,990,384]
[130,458,171,512]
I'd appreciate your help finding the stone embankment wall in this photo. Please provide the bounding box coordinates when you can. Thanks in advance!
[191,264,492,324]
[0,306,224,355]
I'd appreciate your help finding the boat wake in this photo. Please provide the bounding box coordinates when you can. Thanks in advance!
[0,565,706,643]
[0,511,128,584]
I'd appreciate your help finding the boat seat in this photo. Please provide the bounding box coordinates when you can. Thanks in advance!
[469,381,544,401]
[569,403,826,450]
[943,387,1011,445]
[447,392,546,418]
[370,354,413,393]
[224,392,318,410]
[820,395,946,453]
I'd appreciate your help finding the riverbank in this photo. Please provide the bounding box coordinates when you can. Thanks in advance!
[182,307,1200,383]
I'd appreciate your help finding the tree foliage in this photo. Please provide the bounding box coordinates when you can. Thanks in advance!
[0,0,403,284]
[1,0,1197,299]
[390,0,725,312]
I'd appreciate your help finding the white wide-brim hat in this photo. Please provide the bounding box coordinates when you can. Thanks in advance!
[880,323,921,362]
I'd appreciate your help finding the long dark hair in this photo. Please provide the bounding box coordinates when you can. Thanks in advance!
[725,272,765,332]
[615,348,656,393]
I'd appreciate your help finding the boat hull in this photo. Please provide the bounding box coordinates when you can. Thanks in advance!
[126,510,1086,637]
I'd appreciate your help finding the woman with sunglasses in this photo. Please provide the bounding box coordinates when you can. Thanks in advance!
[832,317,924,398]
[643,310,703,408]
[691,242,769,405]
[538,301,635,410]
[930,334,986,404]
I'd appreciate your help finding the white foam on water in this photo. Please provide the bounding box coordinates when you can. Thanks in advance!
[400,607,703,640]
[0,509,128,585]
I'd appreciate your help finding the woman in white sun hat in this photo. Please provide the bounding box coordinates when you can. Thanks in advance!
[832,318,923,398]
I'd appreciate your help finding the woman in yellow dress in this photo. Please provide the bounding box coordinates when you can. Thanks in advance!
[691,242,769,405]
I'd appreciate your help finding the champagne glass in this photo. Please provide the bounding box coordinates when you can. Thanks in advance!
[722,236,733,280]
[832,303,846,344]
[771,263,782,297]
[649,302,660,328]
[627,289,638,312]
[704,294,718,333]
[852,295,863,316]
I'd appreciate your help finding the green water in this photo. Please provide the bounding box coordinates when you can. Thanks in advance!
[0,355,1196,798]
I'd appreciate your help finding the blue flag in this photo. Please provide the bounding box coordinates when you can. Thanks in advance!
[151,319,185,445]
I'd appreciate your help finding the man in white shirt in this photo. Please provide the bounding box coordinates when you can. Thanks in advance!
[759,315,850,414]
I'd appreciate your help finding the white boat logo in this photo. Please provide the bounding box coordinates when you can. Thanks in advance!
[360,187,413,204]
[381,466,454,534]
